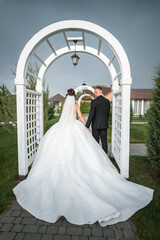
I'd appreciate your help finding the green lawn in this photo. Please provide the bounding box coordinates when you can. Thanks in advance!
[132,116,148,122]
[129,156,160,240]
[0,126,18,213]
[0,119,159,240]
[106,123,148,143]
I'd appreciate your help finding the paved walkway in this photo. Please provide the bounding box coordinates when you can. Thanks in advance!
[107,144,147,157]
[0,199,138,240]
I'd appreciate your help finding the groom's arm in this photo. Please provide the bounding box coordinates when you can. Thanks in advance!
[85,100,96,128]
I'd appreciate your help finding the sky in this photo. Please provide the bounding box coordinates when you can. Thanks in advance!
[0,0,160,97]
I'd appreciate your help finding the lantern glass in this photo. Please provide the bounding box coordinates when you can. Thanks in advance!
[71,53,80,66]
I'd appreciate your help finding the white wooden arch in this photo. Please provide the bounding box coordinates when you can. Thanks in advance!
[15,20,132,180]
[74,85,95,106]
[78,94,94,106]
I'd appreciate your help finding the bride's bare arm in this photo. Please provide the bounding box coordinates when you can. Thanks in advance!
[76,104,86,125]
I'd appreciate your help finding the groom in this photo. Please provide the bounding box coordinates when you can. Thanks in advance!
[85,86,110,154]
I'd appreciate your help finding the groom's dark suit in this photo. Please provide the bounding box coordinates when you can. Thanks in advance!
[85,95,110,154]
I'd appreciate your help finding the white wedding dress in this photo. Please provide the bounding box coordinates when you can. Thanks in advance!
[13,95,154,227]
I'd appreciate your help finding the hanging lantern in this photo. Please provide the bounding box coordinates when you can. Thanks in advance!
[71,53,80,67]
[71,40,80,67]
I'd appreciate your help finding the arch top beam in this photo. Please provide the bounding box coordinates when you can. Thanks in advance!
[35,45,119,92]
[15,20,132,86]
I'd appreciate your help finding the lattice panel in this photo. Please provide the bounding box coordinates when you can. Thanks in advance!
[26,89,41,166]
[114,93,122,164]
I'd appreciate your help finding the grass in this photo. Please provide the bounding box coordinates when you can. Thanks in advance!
[129,156,160,240]
[0,126,18,213]
[45,116,60,133]
[0,119,159,240]
[130,124,148,143]
[132,116,148,122]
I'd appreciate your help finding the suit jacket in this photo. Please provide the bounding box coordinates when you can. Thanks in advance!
[85,95,110,129]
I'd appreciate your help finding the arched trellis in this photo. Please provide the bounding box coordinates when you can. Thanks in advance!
[78,94,94,106]
[15,20,132,179]
[74,85,94,106]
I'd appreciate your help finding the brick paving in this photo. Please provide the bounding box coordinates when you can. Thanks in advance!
[0,199,138,240]
[107,143,147,157]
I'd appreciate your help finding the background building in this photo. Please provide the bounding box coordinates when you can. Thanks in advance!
[49,93,65,112]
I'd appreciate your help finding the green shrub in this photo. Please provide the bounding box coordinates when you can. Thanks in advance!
[48,103,55,120]
[146,64,160,169]
[80,101,90,113]
[130,101,133,123]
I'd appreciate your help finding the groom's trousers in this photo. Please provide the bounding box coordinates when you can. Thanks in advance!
[92,128,108,154]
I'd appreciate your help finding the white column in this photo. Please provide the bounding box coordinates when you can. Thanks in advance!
[16,83,28,177]
[36,82,44,140]
[111,92,116,157]
[120,84,131,179]
[132,100,134,114]
[141,100,144,115]
[111,84,119,158]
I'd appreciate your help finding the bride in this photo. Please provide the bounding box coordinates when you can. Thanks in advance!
[13,88,154,227]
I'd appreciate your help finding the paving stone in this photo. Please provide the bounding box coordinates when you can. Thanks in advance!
[108,224,117,229]
[10,204,22,211]
[14,217,22,224]
[14,233,25,240]
[12,199,18,205]
[92,228,102,237]
[103,228,115,237]
[42,221,51,225]
[58,226,66,234]
[107,238,117,240]
[47,225,58,234]
[80,237,89,240]
[83,227,91,236]
[123,229,136,239]
[62,219,73,226]
[54,235,71,240]
[53,217,63,226]
[21,210,33,218]
[22,224,39,233]
[0,232,16,240]
[2,210,12,217]
[0,216,15,223]
[11,210,21,217]
[116,221,132,230]
[115,229,124,239]
[66,227,83,236]
[38,225,47,233]
[24,233,42,240]
[89,223,97,228]
[41,234,54,240]
[72,236,80,240]
[21,217,37,224]
[36,219,45,225]
[89,237,106,240]
[11,224,24,232]
[0,223,13,231]
[81,224,89,228]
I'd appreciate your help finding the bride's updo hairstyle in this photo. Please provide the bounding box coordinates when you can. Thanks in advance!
[67,88,75,96]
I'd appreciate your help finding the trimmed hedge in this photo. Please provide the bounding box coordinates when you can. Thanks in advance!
[146,64,160,169]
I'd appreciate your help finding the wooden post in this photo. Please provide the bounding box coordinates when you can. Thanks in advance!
[16,83,28,179]
[120,84,131,178]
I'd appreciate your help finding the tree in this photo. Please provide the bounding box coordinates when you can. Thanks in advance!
[146,64,160,169]
[11,61,49,129]
[48,103,55,120]
[0,84,16,132]
[92,84,108,88]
